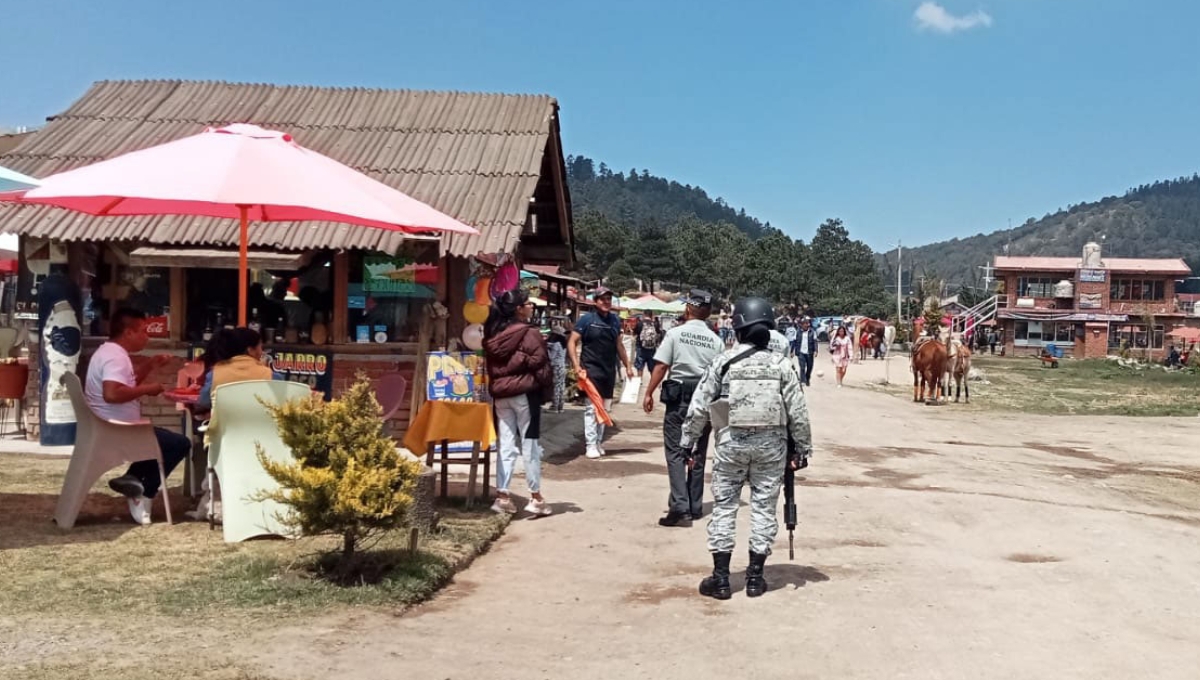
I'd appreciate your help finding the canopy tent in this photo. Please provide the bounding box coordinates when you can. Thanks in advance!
[625,294,677,313]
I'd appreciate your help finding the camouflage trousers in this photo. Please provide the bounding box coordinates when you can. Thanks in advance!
[706,427,788,555]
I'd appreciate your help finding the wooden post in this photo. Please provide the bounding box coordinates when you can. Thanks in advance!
[331,251,349,344]
[169,268,185,342]
[237,207,249,327]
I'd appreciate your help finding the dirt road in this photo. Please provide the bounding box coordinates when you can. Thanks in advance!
[249,357,1200,679]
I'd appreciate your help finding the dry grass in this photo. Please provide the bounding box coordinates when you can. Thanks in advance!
[0,452,507,677]
[869,355,1200,416]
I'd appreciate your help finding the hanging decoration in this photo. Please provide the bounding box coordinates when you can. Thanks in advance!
[463,301,489,324]
[461,323,485,351]
[491,259,520,297]
[474,278,492,306]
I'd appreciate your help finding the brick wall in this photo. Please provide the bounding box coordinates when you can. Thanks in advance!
[1081,324,1109,358]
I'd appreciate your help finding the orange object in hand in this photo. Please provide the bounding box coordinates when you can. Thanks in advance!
[577,374,613,426]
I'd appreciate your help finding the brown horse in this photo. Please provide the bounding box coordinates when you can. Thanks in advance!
[950,337,972,403]
[911,336,948,403]
[854,318,891,361]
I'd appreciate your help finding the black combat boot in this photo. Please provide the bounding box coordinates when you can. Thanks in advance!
[745,551,769,597]
[698,552,732,600]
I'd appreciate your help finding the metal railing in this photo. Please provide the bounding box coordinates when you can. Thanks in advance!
[950,295,1001,334]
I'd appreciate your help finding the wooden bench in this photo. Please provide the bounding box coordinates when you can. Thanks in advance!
[1038,354,1059,368]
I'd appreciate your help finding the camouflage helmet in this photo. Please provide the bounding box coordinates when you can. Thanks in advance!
[731,297,776,330]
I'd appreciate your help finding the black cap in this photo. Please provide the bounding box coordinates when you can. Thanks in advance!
[686,289,713,307]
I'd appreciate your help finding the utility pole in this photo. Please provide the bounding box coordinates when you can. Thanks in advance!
[978,263,994,287]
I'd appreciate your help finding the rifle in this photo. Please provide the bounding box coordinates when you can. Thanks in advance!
[784,435,806,560]
[787,441,796,558]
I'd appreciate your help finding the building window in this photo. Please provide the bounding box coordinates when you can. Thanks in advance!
[1055,323,1074,343]
[1018,277,1057,298]
[1109,323,1165,350]
[1110,279,1165,301]
[1014,321,1075,347]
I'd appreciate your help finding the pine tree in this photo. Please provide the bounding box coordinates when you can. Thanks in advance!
[256,373,423,565]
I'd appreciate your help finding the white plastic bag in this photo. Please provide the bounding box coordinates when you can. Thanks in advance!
[619,377,642,404]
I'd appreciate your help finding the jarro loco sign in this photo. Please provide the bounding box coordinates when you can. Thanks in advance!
[265,349,333,400]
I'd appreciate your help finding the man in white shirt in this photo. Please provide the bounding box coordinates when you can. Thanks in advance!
[87,308,190,525]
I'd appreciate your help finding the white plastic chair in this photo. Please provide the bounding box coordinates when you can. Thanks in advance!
[54,372,173,528]
[207,379,311,542]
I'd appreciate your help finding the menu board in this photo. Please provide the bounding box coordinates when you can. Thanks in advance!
[425,351,478,402]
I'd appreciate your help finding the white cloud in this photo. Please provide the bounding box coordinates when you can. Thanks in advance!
[914,2,993,34]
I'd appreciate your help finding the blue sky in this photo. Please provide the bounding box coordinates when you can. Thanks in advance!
[2,0,1199,251]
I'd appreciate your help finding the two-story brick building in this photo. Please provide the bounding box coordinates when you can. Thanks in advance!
[993,242,1193,358]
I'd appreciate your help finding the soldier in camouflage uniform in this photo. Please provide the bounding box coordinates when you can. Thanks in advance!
[680,297,812,599]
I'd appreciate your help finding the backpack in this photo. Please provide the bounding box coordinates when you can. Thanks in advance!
[639,322,660,349]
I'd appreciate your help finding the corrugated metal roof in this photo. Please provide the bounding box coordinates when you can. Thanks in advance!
[0,80,567,256]
[994,255,1191,275]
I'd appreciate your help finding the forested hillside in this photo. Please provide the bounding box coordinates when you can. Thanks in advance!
[885,176,1200,287]
[565,156,888,316]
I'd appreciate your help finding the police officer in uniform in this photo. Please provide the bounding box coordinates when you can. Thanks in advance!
[681,297,812,599]
[643,289,723,526]
[767,326,793,358]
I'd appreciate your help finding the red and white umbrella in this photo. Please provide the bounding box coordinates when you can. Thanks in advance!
[4,123,477,324]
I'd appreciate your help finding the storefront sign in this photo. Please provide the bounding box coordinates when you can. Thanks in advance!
[363,256,438,297]
[1079,269,1106,283]
[1079,293,1103,309]
[145,315,170,338]
[264,349,333,400]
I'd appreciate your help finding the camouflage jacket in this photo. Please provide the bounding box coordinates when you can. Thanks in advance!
[680,343,812,455]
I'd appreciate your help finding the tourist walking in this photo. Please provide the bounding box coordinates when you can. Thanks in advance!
[547,319,568,413]
[793,317,817,386]
[484,290,554,516]
[642,289,723,527]
[568,287,634,459]
[830,325,852,387]
[633,312,662,378]
[680,297,813,599]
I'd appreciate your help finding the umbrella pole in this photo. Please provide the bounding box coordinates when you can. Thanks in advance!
[238,206,249,327]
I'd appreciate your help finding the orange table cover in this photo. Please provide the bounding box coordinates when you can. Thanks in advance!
[403,400,496,452]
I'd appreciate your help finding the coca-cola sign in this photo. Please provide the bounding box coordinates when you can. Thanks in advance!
[145,316,169,338]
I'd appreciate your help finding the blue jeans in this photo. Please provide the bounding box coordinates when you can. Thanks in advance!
[125,427,190,498]
[494,394,543,494]
[797,353,815,385]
